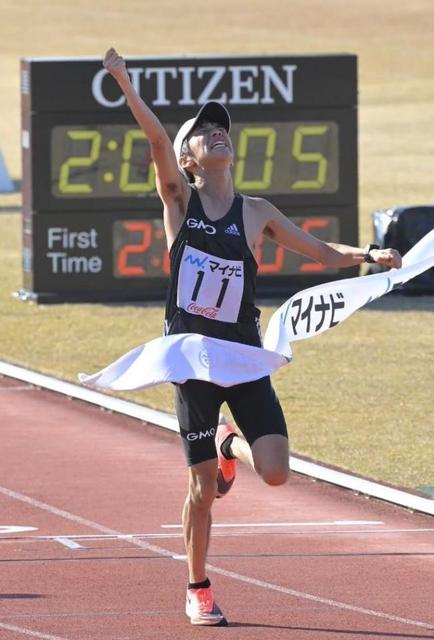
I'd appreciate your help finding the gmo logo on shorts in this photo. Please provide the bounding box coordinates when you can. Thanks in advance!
[186,428,216,441]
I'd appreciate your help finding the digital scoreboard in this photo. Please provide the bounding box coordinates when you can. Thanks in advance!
[20,54,358,302]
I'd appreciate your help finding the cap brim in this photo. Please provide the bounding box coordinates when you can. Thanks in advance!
[173,101,231,164]
[193,101,231,135]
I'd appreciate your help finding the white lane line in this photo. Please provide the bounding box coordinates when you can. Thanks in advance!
[0,526,38,534]
[205,564,434,631]
[0,533,179,543]
[53,537,83,550]
[0,622,69,639]
[1,484,434,631]
[0,485,175,558]
[1,528,434,546]
[201,528,434,537]
[161,520,385,529]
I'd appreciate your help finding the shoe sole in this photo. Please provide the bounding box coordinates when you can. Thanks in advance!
[189,617,228,626]
[186,600,228,626]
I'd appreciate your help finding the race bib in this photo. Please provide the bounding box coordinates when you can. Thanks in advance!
[177,246,244,323]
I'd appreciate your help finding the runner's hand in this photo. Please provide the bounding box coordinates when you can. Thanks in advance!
[103,48,129,83]
[370,248,402,269]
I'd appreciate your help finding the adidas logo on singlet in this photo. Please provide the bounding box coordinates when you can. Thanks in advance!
[224,223,240,236]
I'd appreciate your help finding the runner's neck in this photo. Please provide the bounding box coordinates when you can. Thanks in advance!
[193,171,235,220]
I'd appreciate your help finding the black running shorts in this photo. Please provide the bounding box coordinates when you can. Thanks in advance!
[175,376,288,466]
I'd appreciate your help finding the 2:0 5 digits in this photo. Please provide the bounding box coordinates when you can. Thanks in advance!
[113,216,339,279]
[51,121,339,199]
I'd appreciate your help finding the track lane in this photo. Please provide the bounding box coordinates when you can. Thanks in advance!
[1,376,433,639]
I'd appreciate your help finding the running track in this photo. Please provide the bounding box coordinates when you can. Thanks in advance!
[0,375,433,640]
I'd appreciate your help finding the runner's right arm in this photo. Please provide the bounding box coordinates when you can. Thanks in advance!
[103,48,190,246]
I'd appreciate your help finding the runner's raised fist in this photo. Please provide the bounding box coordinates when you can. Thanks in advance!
[103,48,128,82]
[370,248,402,269]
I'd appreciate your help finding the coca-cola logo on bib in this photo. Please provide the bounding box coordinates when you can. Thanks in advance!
[187,303,218,319]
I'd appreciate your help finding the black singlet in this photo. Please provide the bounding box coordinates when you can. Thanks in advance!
[165,188,261,347]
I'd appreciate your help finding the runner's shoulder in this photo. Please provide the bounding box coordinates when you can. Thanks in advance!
[242,194,278,221]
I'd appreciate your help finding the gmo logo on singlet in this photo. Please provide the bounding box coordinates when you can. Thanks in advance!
[186,218,217,235]
[186,428,216,441]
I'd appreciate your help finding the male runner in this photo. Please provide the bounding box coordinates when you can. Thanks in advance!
[103,48,401,626]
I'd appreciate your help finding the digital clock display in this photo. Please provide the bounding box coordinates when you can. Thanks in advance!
[51,121,339,198]
[112,216,339,278]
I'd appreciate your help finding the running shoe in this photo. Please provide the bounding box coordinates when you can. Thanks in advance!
[185,586,227,626]
[215,422,237,498]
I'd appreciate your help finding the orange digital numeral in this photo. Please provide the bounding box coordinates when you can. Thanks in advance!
[116,221,152,277]
[257,236,285,273]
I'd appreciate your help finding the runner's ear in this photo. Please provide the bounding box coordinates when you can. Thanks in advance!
[180,152,197,176]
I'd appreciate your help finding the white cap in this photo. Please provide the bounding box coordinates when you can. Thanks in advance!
[173,101,231,182]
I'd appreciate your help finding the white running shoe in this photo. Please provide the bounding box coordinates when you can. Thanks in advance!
[185,586,227,626]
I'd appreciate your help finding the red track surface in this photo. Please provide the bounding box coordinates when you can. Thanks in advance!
[0,374,433,640]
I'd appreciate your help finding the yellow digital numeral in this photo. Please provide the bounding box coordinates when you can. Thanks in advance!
[119,130,155,193]
[291,125,329,190]
[58,130,102,193]
[234,127,276,190]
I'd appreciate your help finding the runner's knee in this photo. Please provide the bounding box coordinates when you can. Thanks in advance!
[257,463,289,486]
[187,462,218,508]
[251,434,289,486]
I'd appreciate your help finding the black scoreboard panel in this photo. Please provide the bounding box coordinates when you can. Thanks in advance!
[21,54,358,302]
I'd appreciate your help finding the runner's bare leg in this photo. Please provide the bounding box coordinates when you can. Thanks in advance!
[183,459,218,582]
[230,433,289,485]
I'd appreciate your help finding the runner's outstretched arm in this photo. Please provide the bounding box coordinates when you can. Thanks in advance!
[103,48,189,244]
[257,198,401,269]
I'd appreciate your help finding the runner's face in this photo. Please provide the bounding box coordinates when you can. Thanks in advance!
[186,121,233,164]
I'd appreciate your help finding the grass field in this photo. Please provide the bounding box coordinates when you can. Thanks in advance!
[1,0,433,490]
